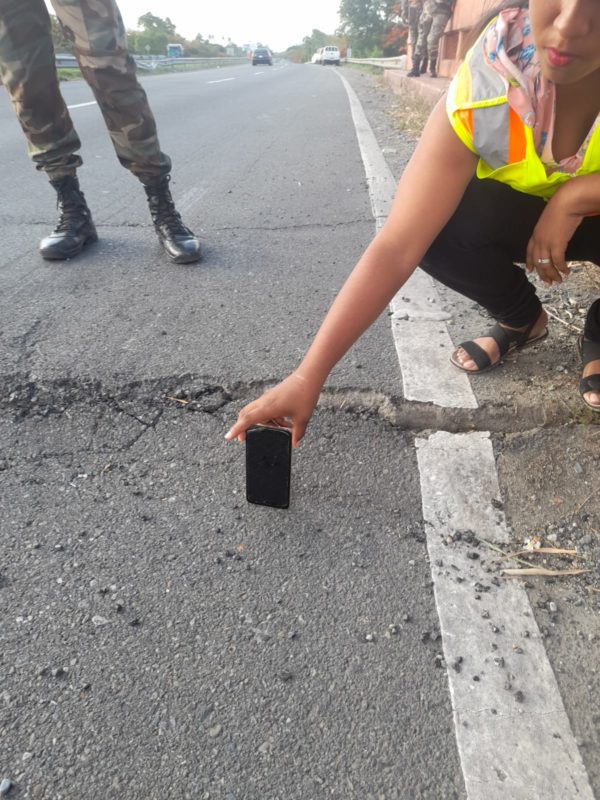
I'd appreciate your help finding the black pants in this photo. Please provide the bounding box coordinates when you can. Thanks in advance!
[419,178,600,340]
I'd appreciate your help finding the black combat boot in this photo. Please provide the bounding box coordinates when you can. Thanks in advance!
[143,176,201,263]
[407,56,421,77]
[40,175,97,260]
[420,57,428,74]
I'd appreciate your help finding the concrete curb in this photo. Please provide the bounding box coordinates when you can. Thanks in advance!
[383,69,450,107]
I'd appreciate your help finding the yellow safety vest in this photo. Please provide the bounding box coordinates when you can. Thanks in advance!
[446,26,600,200]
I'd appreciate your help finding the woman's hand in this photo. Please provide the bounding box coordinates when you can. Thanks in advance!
[225,372,323,448]
[525,186,584,286]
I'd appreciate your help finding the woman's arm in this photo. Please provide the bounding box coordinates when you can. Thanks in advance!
[297,100,479,386]
[526,173,600,285]
[226,100,478,445]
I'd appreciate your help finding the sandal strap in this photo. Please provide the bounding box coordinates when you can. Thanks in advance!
[578,336,600,364]
[487,322,535,357]
[459,339,492,370]
[580,374,600,394]
[458,317,541,371]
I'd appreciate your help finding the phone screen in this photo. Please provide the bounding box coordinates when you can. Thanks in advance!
[245,425,292,509]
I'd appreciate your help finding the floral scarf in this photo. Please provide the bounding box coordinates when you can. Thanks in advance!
[483,7,599,173]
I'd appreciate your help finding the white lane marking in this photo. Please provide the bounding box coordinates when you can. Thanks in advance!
[340,71,595,797]
[174,184,208,218]
[336,70,477,408]
[416,432,595,800]
[391,271,477,407]
[67,101,97,109]
[207,78,235,84]
[336,73,395,228]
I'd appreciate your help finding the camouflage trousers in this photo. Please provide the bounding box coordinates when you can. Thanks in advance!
[0,0,170,181]
[407,4,422,49]
[413,5,451,67]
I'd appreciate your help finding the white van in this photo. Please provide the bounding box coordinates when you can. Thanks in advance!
[320,45,340,66]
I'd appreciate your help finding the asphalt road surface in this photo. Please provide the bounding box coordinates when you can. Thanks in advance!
[0,61,598,800]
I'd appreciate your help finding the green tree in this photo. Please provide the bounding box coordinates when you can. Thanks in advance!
[134,13,180,55]
[301,28,346,62]
[338,0,397,56]
[383,1,408,55]
[49,15,74,53]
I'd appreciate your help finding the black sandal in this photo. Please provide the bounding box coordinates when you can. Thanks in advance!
[450,318,548,374]
[578,336,600,412]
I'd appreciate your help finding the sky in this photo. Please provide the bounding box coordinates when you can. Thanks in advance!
[47,1,342,52]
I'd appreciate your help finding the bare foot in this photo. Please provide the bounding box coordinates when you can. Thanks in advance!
[452,311,549,372]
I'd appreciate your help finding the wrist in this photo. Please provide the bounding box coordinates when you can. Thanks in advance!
[292,364,327,389]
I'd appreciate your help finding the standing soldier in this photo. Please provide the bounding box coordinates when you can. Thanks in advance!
[402,0,424,71]
[407,0,454,78]
[0,0,201,263]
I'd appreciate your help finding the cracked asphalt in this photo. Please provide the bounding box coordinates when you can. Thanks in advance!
[1,62,598,799]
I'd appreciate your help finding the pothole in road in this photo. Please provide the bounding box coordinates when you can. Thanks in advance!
[2,373,596,434]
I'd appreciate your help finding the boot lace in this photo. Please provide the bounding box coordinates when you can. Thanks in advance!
[54,200,88,233]
[152,198,192,236]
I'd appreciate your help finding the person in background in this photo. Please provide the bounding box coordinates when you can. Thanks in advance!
[0,0,201,264]
[226,0,600,449]
[408,0,455,78]
[402,0,425,73]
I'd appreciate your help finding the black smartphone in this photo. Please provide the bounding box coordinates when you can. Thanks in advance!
[245,424,292,509]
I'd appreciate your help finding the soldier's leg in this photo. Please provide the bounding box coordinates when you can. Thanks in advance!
[50,0,201,262]
[50,0,170,180]
[426,12,450,77]
[0,0,97,259]
[408,9,432,75]
[0,0,82,177]
[408,5,420,48]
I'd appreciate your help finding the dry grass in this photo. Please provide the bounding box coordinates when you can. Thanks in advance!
[381,77,433,137]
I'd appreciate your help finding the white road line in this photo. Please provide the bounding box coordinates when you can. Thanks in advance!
[337,71,476,408]
[67,101,97,109]
[207,78,235,84]
[416,432,595,800]
[174,184,208,217]
[340,72,595,797]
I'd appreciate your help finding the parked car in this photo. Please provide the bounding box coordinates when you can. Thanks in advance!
[320,45,340,66]
[311,49,322,64]
[252,47,272,66]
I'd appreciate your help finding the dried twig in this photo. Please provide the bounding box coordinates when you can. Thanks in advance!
[505,547,579,558]
[477,537,536,568]
[575,490,598,514]
[544,306,583,333]
[503,567,591,577]
[166,395,189,405]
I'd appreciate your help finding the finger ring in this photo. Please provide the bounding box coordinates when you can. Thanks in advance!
[536,257,552,265]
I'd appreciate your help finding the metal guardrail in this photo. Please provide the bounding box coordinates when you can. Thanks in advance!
[55,54,249,71]
[134,56,248,70]
[346,56,408,70]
